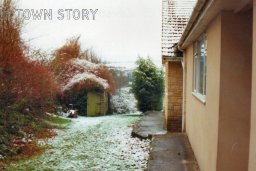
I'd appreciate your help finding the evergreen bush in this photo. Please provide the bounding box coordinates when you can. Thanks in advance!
[132,58,164,112]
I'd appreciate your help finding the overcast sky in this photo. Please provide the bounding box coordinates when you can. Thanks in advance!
[18,0,162,67]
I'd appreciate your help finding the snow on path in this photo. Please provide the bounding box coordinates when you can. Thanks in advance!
[7,115,150,171]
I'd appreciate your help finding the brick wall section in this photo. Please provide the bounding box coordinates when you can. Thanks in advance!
[164,62,169,129]
[164,61,183,132]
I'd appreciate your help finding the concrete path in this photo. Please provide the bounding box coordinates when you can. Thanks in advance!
[148,133,200,171]
[132,111,167,139]
[131,111,199,171]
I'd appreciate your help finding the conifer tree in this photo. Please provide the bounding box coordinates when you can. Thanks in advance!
[132,57,164,112]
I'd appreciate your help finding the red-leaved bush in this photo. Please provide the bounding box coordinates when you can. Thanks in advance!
[50,37,115,94]
[0,0,57,111]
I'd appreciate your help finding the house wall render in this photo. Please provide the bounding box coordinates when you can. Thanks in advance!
[185,10,252,171]
[217,11,252,171]
[185,15,221,171]
[249,0,256,170]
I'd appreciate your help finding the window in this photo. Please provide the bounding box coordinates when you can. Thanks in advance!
[193,36,207,102]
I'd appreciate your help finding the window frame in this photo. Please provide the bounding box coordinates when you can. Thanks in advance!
[193,35,207,103]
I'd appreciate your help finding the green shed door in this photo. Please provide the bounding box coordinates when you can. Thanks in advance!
[87,92,101,117]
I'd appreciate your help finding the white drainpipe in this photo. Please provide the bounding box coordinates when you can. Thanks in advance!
[181,52,186,132]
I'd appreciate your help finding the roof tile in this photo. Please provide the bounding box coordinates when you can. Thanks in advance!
[162,0,196,57]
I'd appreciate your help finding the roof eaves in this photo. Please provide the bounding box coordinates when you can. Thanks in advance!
[178,0,209,50]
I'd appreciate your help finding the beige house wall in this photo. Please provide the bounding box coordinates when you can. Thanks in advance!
[185,11,252,171]
[217,11,252,171]
[185,15,221,171]
[249,1,256,170]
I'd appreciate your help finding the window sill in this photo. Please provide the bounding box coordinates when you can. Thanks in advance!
[192,92,206,104]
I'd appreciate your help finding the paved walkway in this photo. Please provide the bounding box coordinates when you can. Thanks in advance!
[148,133,199,171]
[132,111,199,171]
[132,111,167,139]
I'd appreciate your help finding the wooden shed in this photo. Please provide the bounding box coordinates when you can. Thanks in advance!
[87,91,108,116]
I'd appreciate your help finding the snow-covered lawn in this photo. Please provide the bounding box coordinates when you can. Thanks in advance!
[6,114,150,171]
